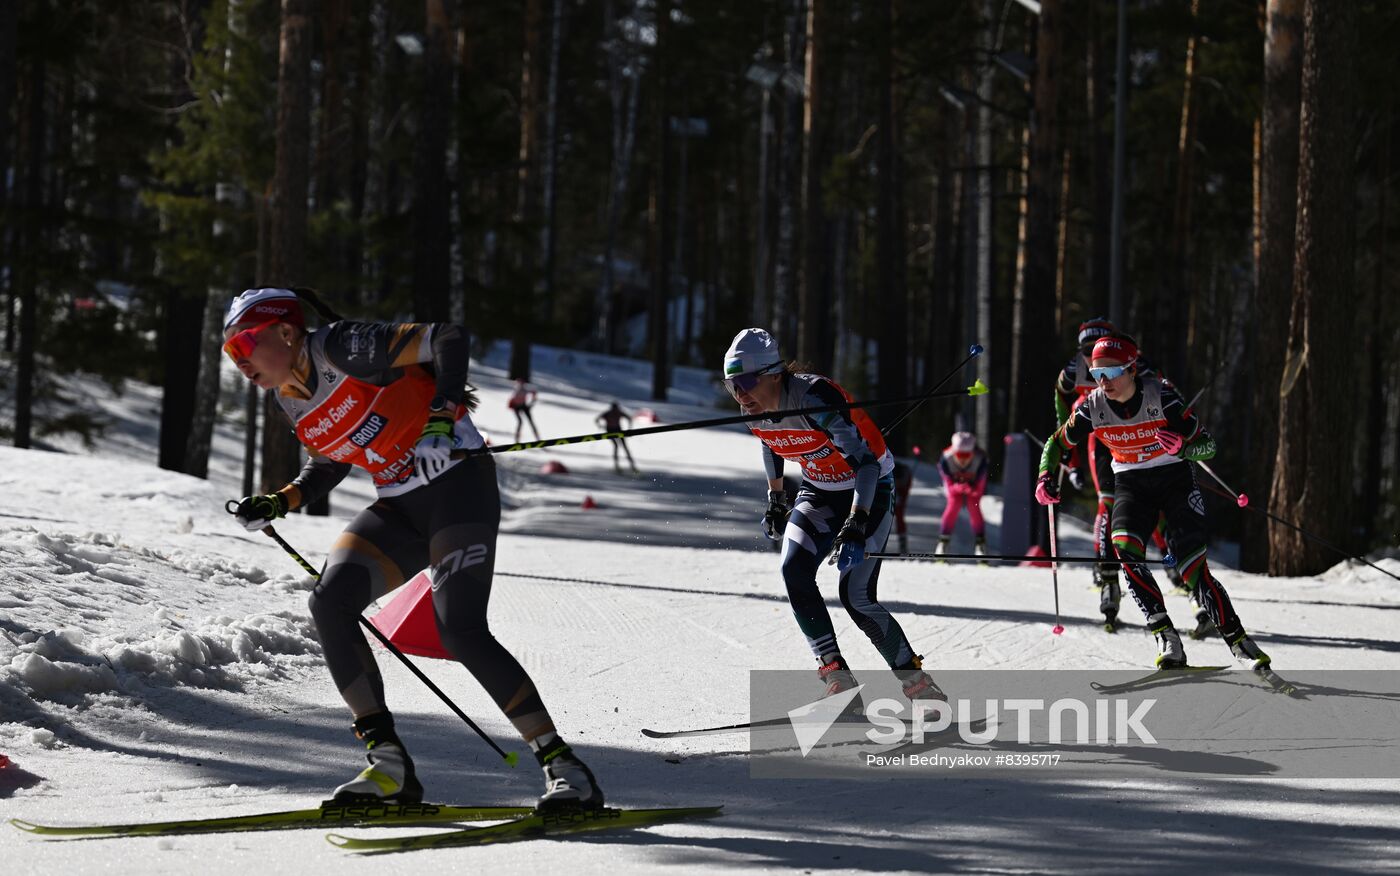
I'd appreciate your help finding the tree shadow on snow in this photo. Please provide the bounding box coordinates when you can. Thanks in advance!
[8,678,1400,873]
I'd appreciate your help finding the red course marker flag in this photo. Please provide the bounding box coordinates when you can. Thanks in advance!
[369,571,453,660]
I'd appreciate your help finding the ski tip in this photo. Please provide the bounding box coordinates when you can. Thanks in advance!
[969,343,984,356]
[504,751,520,767]
[9,818,39,833]
[325,833,354,847]
[639,729,665,738]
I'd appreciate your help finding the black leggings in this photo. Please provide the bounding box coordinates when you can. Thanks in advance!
[512,405,540,441]
[1110,461,1243,639]
[307,457,555,742]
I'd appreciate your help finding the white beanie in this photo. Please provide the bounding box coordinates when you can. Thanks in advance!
[723,328,782,378]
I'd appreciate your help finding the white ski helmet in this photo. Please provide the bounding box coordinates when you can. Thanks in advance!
[223,287,304,331]
[723,328,783,378]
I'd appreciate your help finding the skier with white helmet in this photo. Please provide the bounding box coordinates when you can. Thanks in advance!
[934,431,989,560]
[721,328,943,702]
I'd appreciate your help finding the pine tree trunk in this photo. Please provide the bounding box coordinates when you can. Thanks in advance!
[648,0,671,400]
[1357,112,1389,548]
[875,0,906,449]
[772,0,805,348]
[316,0,349,213]
[184,276,230,479]
[510,0,542,381]
[0,0,15,352]
[973,0,994,445]
[1267,0,1357,575]
[1085,0,1111,314]
[1055,144,1071,333]
[262,0,313,495]
[1241,0,1302,572]
[539,0,566,328]
[13,44,44,449]
[752,86,772,327]
[596,0,642,354]
[158,4,207,474]
[159,289,205,471]
[798,0,831,372]
[1159,0,1200,385]
[346,8,371,303]
[413,0,453,323]
[1017,0,1061,442]
[189,1,247,479]
[1008,120,1029,437]
[365,0,401,308]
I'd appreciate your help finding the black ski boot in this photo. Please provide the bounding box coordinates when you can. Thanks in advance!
[895,655,946,702]
[1098,569,1121,633]
[817,654,864,716]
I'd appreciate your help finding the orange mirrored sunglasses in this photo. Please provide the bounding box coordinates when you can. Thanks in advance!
[222,321,277,362]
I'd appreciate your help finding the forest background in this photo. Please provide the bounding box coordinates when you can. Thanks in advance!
[0,0,1394,576]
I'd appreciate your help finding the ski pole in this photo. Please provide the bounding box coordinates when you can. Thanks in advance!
[1195,460,1248,508]
[869,552,1177,565]
[1192,471,1400,584]
[227,507,520,766]
[1048,468,1064,636]
[881,344,985,436]
[456,382,988,458]
[1182,386,1207,418]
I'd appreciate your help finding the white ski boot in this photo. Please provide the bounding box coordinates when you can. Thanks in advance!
[535,740,605,811]
[1148,614,1187,669]
[1228,632,1271,671]
[329,713,424,803]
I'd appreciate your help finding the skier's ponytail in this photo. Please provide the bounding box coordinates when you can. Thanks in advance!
[288,286,345,324]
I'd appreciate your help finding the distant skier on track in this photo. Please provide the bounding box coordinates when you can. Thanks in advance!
[721,327,944,702]
[1036,333,1272,671]
[222,287,603,811]
[934,431,988,560]
[508,377,542,443]
[597,401,639,474]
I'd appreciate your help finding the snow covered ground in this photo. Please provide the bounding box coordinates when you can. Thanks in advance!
[2,344,1400,874]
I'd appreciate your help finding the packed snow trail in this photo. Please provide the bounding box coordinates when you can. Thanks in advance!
[2,344,1400,874]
